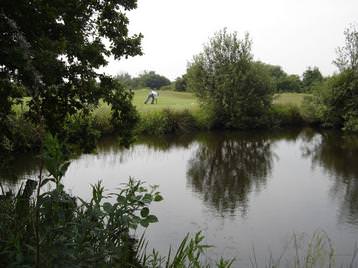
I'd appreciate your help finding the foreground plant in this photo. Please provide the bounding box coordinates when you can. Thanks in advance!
[0,134,162,267]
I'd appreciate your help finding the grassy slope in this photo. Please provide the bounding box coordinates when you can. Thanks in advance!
[273,92,309,106]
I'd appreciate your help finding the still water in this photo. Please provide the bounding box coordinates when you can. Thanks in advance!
[1,128,358,266]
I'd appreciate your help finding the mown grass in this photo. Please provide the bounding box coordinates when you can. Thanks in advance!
[13,90,308,117]
[132,88,199,113]
[273,92,310,107]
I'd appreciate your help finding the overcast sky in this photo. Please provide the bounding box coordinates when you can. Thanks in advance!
[101,0,358,80]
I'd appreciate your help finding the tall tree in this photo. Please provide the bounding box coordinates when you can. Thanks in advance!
[0,0,142,143]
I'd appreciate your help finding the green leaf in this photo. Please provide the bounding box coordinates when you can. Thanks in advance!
[147,215,158,223]
[103,202,112,213]
[117,195,126,204]
[140,219,149,228]
[142,193,152,202]
[140,207,149,218]
[154,194,163,202]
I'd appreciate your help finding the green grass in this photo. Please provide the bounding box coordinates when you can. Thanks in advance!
[12,91,311,135]
[273,92,310,107]
[13,91,309,116]
[133,89,199,113]
[133,90,309,113]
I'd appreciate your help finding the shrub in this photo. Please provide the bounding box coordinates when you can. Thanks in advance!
[65,115,101,153]
[187,29,273,129]
[0,114,41,154]
[271,104,305,126]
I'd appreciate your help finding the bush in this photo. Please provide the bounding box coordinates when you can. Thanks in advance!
[187,29,273,129]
[65,115,101,153]
[303,70,358,131]
[0,114,41,154]
[271,104,305,126]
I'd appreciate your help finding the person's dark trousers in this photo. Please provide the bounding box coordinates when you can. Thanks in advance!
[144,94,154,104]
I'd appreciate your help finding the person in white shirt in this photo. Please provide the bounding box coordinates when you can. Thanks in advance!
[144,89,159,104]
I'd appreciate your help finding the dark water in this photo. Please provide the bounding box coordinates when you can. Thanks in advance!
[1,128,358,266]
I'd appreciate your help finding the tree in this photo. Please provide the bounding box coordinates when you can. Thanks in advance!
[302,66,323,91]
[334,24,358,72]
[174,75,188,91]
[0,0,142,147]
[257,62,287,92]
[114,72,135,89]
[304,25,358,131]
[137,71,171,90]
[187,29,273,129]
[276,74,302,92]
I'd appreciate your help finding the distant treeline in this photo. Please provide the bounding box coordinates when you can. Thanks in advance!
[116,65,324,93]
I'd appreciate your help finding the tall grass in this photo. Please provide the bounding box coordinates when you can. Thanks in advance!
[137,109,200,136]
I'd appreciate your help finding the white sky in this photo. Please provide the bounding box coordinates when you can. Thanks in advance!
[101,0,358,80]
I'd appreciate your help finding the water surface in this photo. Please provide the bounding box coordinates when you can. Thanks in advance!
[1,129,358,266]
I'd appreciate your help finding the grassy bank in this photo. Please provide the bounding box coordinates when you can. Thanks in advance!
[5,90,310,153]
[93,90,310,134]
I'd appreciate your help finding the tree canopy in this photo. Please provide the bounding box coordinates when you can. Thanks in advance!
[137,71,171,90]
[0,0,142,146]
[302,66,323,91]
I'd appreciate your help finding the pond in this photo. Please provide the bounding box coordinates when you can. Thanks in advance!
[1,128,358,266]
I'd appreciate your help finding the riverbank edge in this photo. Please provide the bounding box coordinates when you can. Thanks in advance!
[1,103,320,155]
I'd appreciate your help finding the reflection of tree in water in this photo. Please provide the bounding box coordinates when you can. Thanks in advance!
[0,154,40,186]
[187,132,274,216]
[302,131,358,225]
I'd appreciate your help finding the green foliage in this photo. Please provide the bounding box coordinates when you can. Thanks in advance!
[271,104,304,126]
[103,78,140,146]
[174,75,188,92]
[137,71,171,90]
[138,109,198,136]
[187,29,273,129]
[65,115,101,153]
[334,24,358,72]
[160,84,176,91]
[302,66,324,92]
[0,0,141,149]
[276,74,302,93]
[0,114,41,154]
[258,62,305,93]
[139,232,234,268]
[0,80,28,153]
[302,25,358,131]
[114,72,141,90]
[256,62,287,93]
[303,69,358,131]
